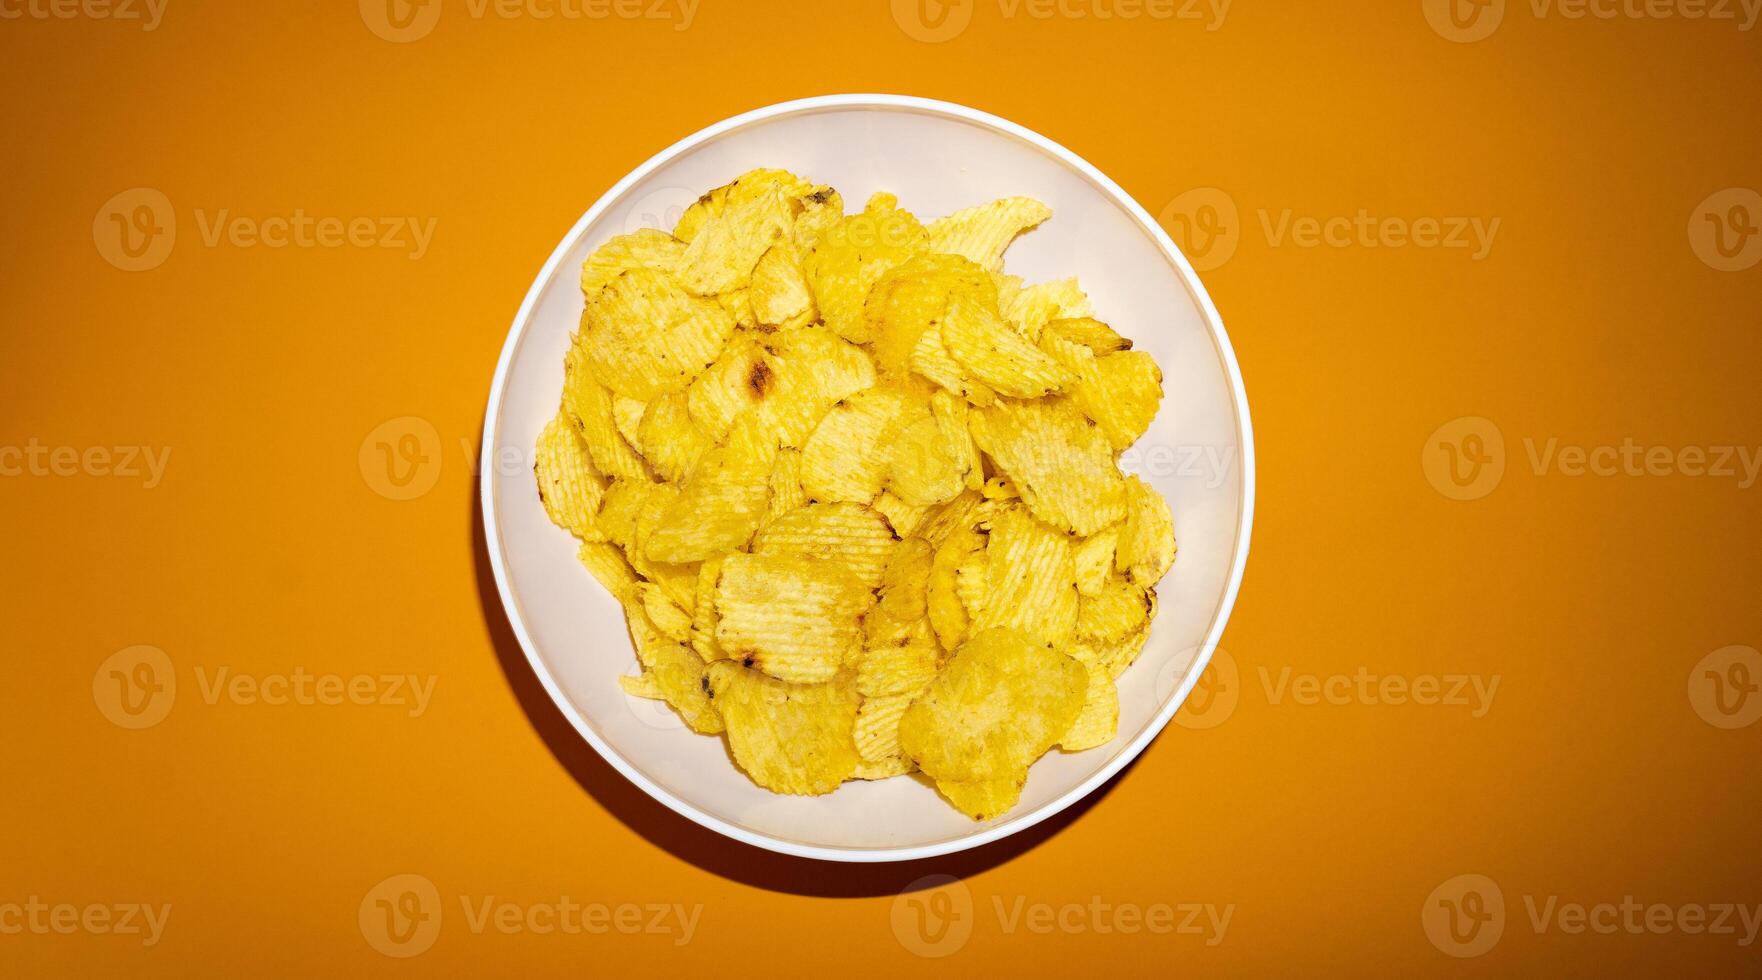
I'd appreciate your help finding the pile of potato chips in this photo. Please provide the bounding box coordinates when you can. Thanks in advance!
[534,168,1176,820]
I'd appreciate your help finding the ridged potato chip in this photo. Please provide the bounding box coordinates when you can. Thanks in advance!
[928,521,986,651]
[690,556,725,661]
[899,628,1088,819]
[581,228,686,293]
[1042,332,1162,452]
[1115,474,1177,586]
[1042,315,1128,355]
[752,501,899,590]
[1076,574,1152,643]
[686,332,777,443]
[971,506,1079,647]
[675,182,793,296]
[1059,660,1119,751]
[714,552,875,683]
[576,541,638,600]
[856,621,941,698]
[926,196,1053,272]
[625,642,724,735]
[865,253,996,379]
[872,491,932,538]
[580,267,736,400]
[643,429,776,563]
[864,536,934,647]
[750,243,814,327]
[535,410,607,541]
[970,397,1126,536]
[854,692,916,764]
[758,326,877,448]
[1073,529,1119,597]
[804,196,928,343]
[885,403,969,506]
[563,347,653,482]
[800,388,911,503]
[705,661,860,795]
[941,293,1075,399]
[1005,281,1093,340]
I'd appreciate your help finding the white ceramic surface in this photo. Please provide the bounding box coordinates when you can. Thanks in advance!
[481,94,1254,862]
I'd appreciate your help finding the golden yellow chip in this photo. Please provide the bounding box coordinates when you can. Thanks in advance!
[1042,315,1128,354]
[576,540,638,601]
[1076,574,1152,643]
[1005,280,1093,340]
[872,491,932,538]
[1059,659,1118,751]
[535,410,607,541]
[1043,333,1162,452]
[705,661,860,795]
[927,521,986,651]
[632,390,712,485]
[750,243,814,327]
[632,582,692,643]
[581,228,686,293]
[970,506,1079,647]
[969,397,1126,536]
[594,477,659,551]
[926,196,1053,272]
[941,293,1075,399]
[854,692,916,763]
[804,197,929,343]
[898,627,1087,819]
[628,642,724,735]
[856,621,941,698]
[685,332,776,443]
[563,347,653,482]
[752,500,899,590]
[800,387,911,503]
[935,777,1025,822]
[865,252,996,379]
[757,326,878,448]
[1074,617,1154,680]
[689,555,726,661]
[764,446,808,525]
[1073,528,1119,597]
[1115,474,1177,586]
[580,267,736,400]
[916,489,984,549]
[885,403,968,507]
[643,419,776,563]
[852,756,917,780]
[864,536,934,647]
[713,552,875,683]
[611,394,648,448]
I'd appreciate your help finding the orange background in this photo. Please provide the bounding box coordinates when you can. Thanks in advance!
[3,0,1760,974]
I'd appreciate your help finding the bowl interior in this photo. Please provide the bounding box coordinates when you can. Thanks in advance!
[486,100,1249,857]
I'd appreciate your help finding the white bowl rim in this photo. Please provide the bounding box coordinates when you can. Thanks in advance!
[479,93,1256,863]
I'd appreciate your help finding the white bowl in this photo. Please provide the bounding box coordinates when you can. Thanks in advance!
[480,94,1254,862]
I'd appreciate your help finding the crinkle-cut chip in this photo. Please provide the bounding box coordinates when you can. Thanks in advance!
[580,267,736,400]
[794,186,844,252]
[898,628,1086,813]
[1115,475,1177,586]
[717,289,757,330]
[580,229,686,293]
[674,168,823,244]
[563,347,653,481]
[917,490,984,549]
[705,661,860,795]
[1043,316,1128,355]
[1044,334,1162,452]
[714,552,875,683]
[886,402,968,506]
[857,623,941,697]
[644,416,777,563]
[596,477,659,550]
[750,243,814,326]
[991,272,1024,316]
[623,601,677,668]
[804,199,929,343]
[611,394,648,448]
[954,550,989,620]
[928,522,986,651]
[758,326,878,448]
[854,693,916,763]
[633,390,711,484]
[867,536,934,638]
[640,643,725,735]
[873,492,931,538]
[676,181,795,296]
[535,410,607,541]
[1076,575,1151,643]
[1059,660,1118,751]
[971,507,1079,647]
[1073,529,1119,597]
[853,756,916,780]
[909,322,996,406]
[969,397,1126,536]
[936,777,1024,822]
[752,501,899,591]
[800,387,912,503]
[926,196,1053,272]
[577,541,638,600]
[1075,616,1153,680]
[687,332,778,443]
[690,556,726,661]
[626,482,699,611]
[865,253,996,377]
[633,582,693,643]
[1006,281,1094,341]
[942,293,1076,399]
[930,391,985,492]
[765,447,807,525]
